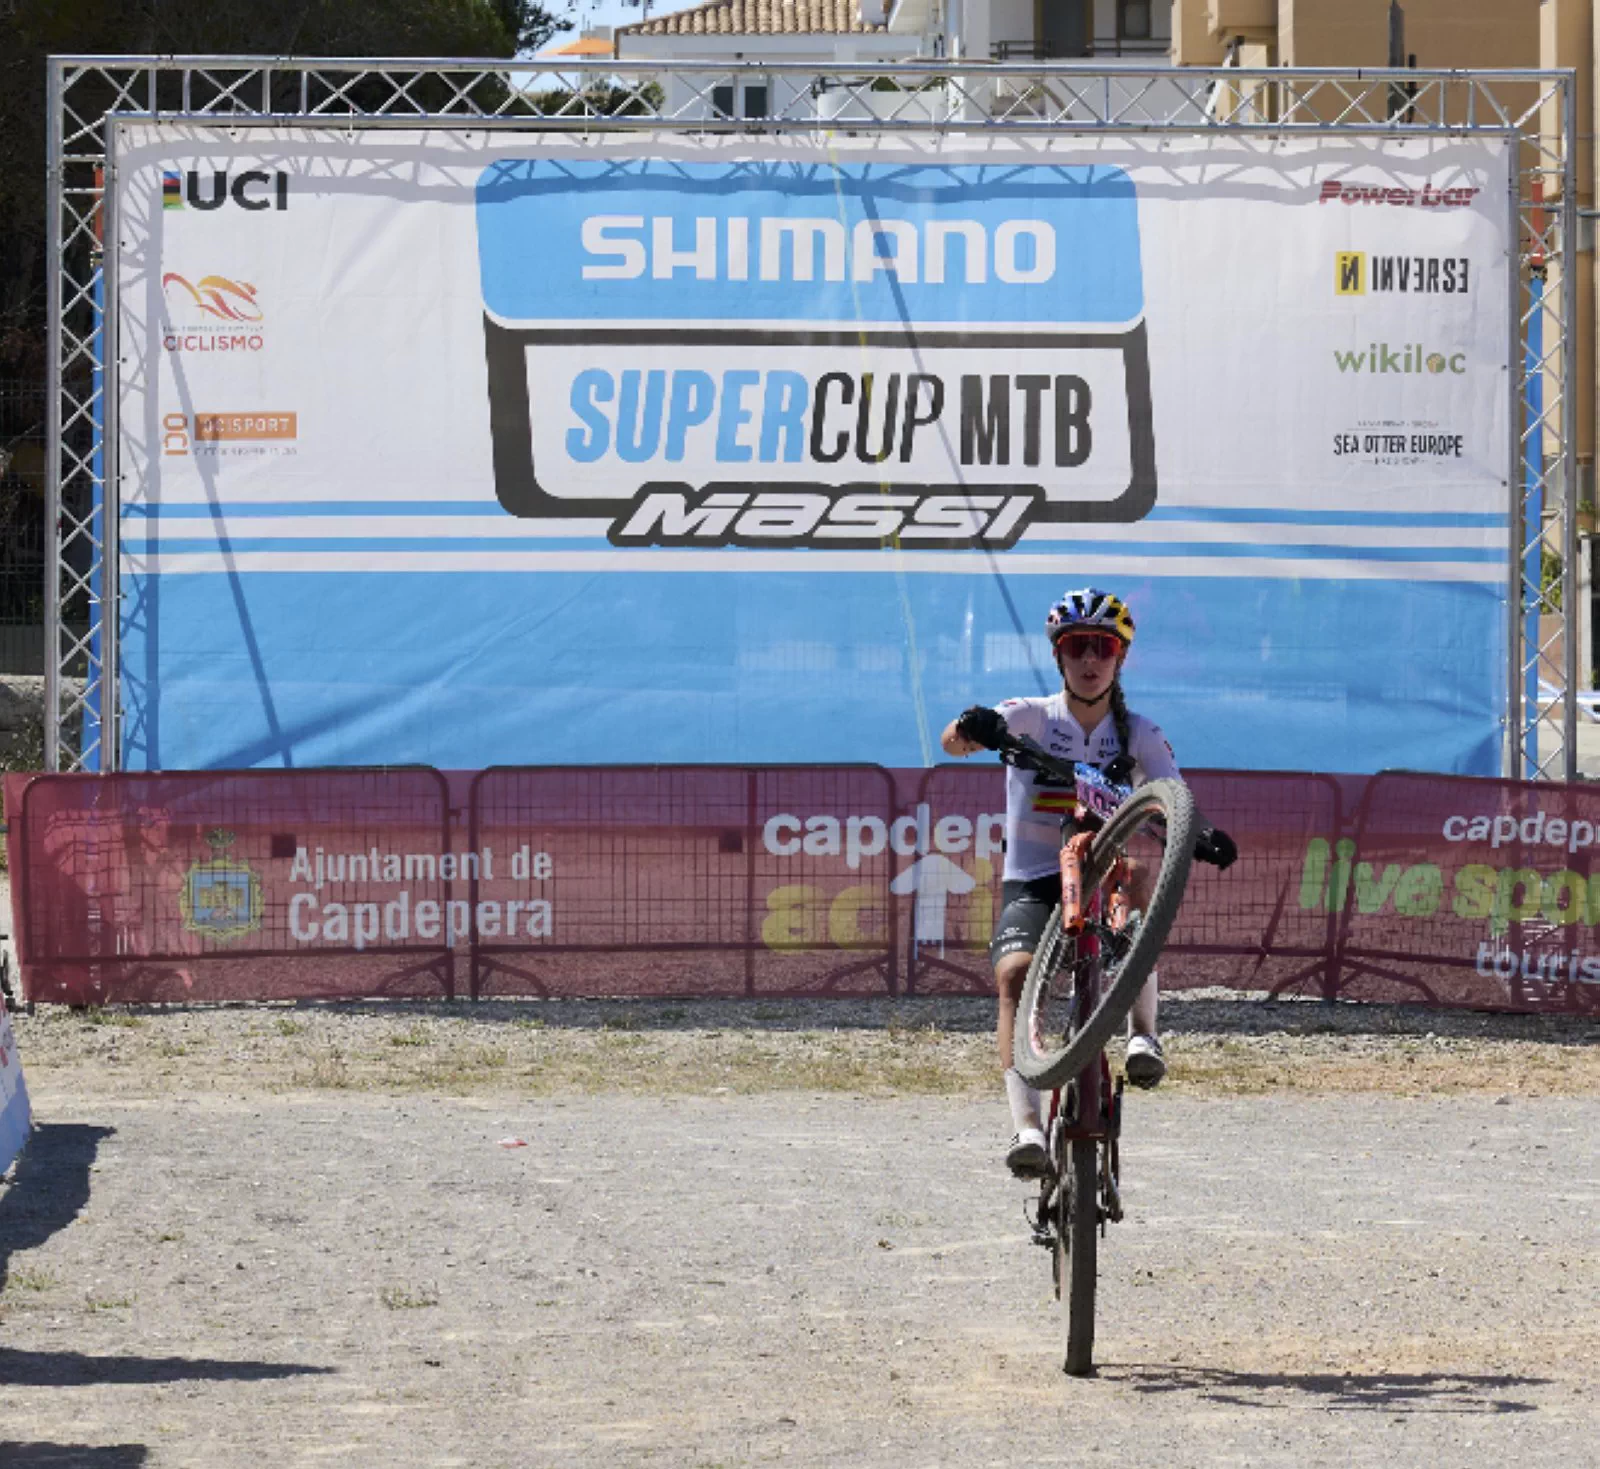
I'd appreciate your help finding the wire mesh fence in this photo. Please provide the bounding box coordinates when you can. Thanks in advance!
[6,762,1597,1015]
[902,766,1345,998]
[467,765,899,999]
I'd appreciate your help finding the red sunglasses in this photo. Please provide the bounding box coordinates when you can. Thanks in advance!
[1056,631,1124,661]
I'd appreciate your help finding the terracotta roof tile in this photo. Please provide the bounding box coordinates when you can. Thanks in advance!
[619,0,886,37]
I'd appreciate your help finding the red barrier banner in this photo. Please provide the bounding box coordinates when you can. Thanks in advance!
[1331,773,1600,1015]
[899,767,1343,998]
[3,765,1597,1016]
[1167,770,1345,995]
[7,769,454,1003]
[467,766,897,998]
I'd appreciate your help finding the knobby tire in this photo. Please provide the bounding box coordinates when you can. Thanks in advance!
[1012,778,1197,1092]
[1064,1136,1098,1376]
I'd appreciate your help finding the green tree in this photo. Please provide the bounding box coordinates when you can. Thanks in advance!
[0,0,573,373]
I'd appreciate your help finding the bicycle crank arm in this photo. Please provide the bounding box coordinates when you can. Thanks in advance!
[1102,1169,1124,1226]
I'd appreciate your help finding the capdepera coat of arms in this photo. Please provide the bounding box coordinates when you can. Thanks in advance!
[180,829,263,942]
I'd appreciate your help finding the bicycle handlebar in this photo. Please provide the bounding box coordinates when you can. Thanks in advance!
[993,729,1134,828]
[993,728,1074,782]
[991,725,1234,868]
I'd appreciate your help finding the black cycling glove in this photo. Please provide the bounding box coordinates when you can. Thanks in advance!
[956,704,1007,750]
[1194,824,1238,870]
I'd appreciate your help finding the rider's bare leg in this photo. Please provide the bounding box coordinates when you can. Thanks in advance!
[1129,969,1158,1037]
[996,950,1043,1134]
[994,949,1033,1073]
[1123,860,1158,1039]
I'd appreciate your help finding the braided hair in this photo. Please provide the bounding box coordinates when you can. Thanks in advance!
[1108,677,1133,761]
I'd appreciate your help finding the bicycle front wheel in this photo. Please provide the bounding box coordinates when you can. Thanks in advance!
[1063,1136,1098,1376]
[1012,779,1197,1091]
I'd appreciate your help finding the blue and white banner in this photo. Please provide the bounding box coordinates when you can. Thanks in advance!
[114,126,1511,774]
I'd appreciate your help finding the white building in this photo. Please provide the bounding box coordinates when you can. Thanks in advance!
[877,0,1196,124]
[613,0,926,121]
[880,0,1173,66]
[597,0,1189,124]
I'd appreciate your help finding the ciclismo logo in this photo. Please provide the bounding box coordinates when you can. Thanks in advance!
[1334,252,1471,296]
[1333,343,1466,375]
[162,169,289,211]
[161,272,265,354]
[477,158,1158,549]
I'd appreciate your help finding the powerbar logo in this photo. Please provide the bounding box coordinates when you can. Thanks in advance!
[1318,179,1480,208]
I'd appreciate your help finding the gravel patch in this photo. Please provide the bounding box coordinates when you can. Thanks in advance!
[4,859,1600,1464]
[1,1090,1596,1466]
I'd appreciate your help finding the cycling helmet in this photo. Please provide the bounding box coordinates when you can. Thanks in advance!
[1044,588,1135,649]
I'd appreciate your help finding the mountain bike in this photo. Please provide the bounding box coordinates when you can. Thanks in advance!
[993,729,1198,1376]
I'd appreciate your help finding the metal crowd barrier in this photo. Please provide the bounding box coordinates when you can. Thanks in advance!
[903,766,1346,1000]
[1331,771,1600,1015]
[2,763,1597,1016]
[465,765,898,1000]
[8,767,454,1004]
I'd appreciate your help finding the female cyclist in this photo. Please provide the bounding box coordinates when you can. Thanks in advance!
[941,587,1186,1178]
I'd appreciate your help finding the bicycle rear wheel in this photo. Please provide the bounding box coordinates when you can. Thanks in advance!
[1012,779,1197,1091]
[1062,1136,1098,1376]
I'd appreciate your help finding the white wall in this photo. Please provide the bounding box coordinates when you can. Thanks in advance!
[987,0,1034,56]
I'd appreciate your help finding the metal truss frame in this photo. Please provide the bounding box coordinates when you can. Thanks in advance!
[47,56,1578,776]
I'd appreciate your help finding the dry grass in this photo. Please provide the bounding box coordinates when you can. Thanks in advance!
[10,993,1600,1100]
[378,1284,439,1311]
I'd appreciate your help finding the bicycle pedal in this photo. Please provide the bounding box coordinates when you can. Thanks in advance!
[1027,1193,1059,1248]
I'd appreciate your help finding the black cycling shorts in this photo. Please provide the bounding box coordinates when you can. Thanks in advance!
[989,875,1063,969]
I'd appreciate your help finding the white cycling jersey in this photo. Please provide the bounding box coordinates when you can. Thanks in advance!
[993,692,1180,882]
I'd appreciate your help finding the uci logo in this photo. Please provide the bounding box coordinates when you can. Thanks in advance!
[162,170,289,212]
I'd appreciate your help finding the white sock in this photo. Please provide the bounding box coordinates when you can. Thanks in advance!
[1003,1067,1043,1134]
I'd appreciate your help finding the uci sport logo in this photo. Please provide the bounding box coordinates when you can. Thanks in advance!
[475,156,1155,550]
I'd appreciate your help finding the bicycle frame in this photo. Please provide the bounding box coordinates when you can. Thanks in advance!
[1049,843,1125,1154]
[1035,836,1127,1237]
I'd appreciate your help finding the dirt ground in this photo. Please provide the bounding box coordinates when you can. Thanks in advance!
[2,987,1598,1468]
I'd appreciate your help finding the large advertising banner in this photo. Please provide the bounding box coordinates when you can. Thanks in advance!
[115,127,1510,774]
